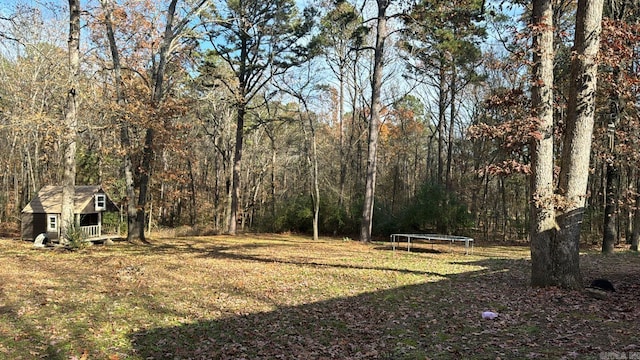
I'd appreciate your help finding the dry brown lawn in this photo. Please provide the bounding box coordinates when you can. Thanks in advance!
[0,234,638,359]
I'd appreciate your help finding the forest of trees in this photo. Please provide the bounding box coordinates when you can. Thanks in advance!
[0,0,639,260]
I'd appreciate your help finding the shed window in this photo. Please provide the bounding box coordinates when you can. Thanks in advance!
[47,215,57,232]
[95,194,106,211]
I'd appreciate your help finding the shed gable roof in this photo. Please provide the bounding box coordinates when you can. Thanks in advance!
[22,185,116,214]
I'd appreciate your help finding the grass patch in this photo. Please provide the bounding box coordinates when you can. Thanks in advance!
[0,234,637,359]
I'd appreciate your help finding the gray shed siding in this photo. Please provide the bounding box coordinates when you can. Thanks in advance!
[21,213,58,241]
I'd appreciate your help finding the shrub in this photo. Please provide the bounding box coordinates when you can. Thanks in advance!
[260,195,314,234]
[102,212,123,235]
[63,225,89,250]
[254,194,361,236]
[375,183,473,236]
[319,195,360,236]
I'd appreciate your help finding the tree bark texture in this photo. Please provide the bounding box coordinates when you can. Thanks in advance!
[360,0,388,242]
[61,0,80,241]
[555,0,604,288]
[529,0,556,287]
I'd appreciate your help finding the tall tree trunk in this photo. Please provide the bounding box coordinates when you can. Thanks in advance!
[267,130,276,227]
[346,52,362,215]
[113,0,205,240]
[603,65,622,253]
[137,128,154,240]
[338,65,347,208]
[603,156,618,253]
[100,0,139,241]
[631,177,640,251]
[229,105,246,235]
[187,158,197,226]
[529,0,556,287]
[312,134,320,241]
[61,0,80,242]
[305,115,320,241]
[227,7,250,236]
[298,97,321,241]
[555,0,604,288]
[500,177,508,240]
[437,62,447,185]
[360,0,388,242]
[136,0,193,241]
[446,65,456,190]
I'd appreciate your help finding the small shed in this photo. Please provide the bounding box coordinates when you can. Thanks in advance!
[21,185,119,241]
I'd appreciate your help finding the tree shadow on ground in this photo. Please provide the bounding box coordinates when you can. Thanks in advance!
[115,240,451,278]
[374,244,447,254]
[129,252,638,360]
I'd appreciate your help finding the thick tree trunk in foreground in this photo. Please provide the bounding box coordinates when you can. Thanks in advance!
[61,0,80,241]
[530,0,603,289]
[360,0,388,242]
[554,0,604,288]
[529,0,556,287]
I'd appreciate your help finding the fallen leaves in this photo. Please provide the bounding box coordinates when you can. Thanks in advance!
[0,237,638,358]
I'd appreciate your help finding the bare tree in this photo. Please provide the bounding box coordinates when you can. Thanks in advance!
[97,0,207,241]
[277,66,322,240]
[201,0,314,235]
[98,0,138,241]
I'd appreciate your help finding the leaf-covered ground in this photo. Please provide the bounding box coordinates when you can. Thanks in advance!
[0,234,638,359]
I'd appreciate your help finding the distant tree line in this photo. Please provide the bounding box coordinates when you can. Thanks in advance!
[0,0,639,270]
